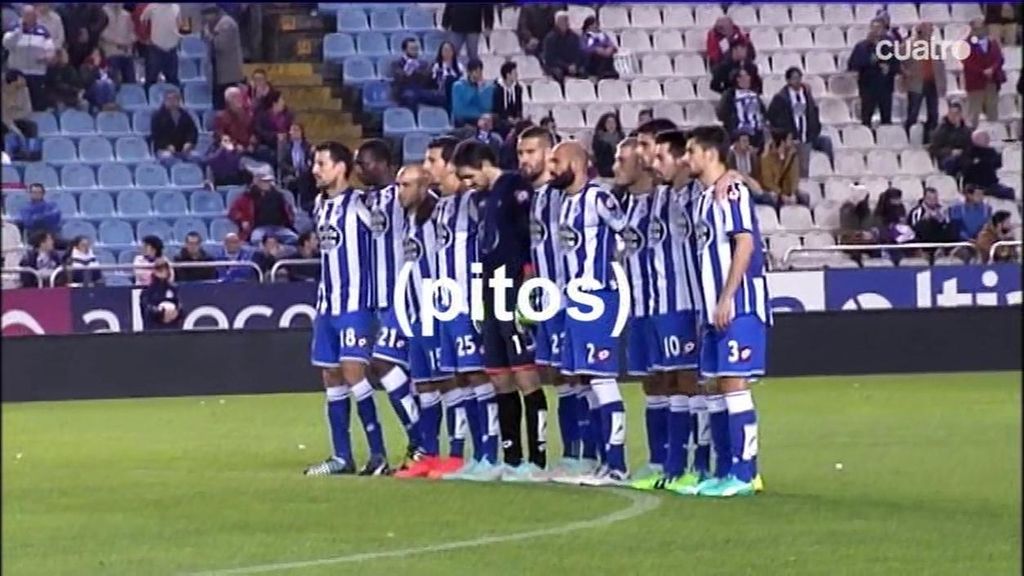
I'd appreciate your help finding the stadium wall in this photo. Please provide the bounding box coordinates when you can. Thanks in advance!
[2,307,1019,402]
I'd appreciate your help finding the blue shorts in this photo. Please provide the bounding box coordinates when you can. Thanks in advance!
[534,309,565,367]
[372,307,410,368]
[626,315,654,376]
[561,289,621,377]
[650,311,700,372]
[438,313,485,373]
[699,314,767,379]
[310,311,374,367]
[409,333,445,384]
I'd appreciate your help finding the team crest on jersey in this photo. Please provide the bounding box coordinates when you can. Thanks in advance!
[317,223,342,251]
[620,226,645,254]
[530,219,548,247]
[647,217,666,245]
[370,209,390,236]
[436,223,453,248]
[695,220,711,247]
[602,195,624,218]
[670,210,692,239]
[558,224,582,251]
[403,236,424,262]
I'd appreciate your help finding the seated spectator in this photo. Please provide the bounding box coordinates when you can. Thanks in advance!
[976,211,1018,263]
[18,230,60,288]
[542,10,584,83]
[759,129,805,207]
[492,61,524,132]
[2,5,56,111]
[100,1,136,84]
[173,231,218,282]
[2,71,41,161]
[767,67,834,177]
[2,202,23,288]
[205,134,248,187]
[278,122,316,214]
[253,90,294,154]
[431,41,463,109]
[517,2,563,58]
[66,235,103,286]
[152,88,200,163]
[46,48,85,110]
[540,115,562,145]
[228,166,297,244]
[962,17,1006,125]
[591,112,624,178]
[140,258,182,330]
[706,17,754,68]
[19,183,62,238]
[219,232,256,282]
[79,47,118,111]
[726,129,760,182]
[472,114,504,158]
[949,183,993,242]
[451,58,495,126]
[251,235,283,278]
[958,129,1014,199]
[908,187,956,245]
[930,101,972,173]
[392,37,445,110]
[711,41,761,94]
[214,86,257,153]
[286,230,321,282]
[132,235,164,286]
[246,68,274,112]
[61,2,107,68]
[580,16,619,80]
[717,68,767,148]
[637,108,653,126]
[873,188,916,262]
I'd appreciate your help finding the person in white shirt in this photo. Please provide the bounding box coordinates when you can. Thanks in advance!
[140,2,181,86]
[2,5,56,110]
[100,2,137,84]
[35,3,65,50]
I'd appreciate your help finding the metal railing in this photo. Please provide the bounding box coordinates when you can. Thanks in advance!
[0,266,43,286]
[989,240,1022,262]
[783,241,979,266]
[46,260,264,287]
[268,258,319,281]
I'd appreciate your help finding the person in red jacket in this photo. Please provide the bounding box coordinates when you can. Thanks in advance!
[705,16,754,68]
[227,166,298,245]
[962,17,1006,126]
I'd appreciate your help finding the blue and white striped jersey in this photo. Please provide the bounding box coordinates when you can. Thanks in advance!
[620,192,654,318]
[369,183,406,309]
[647,182,702,315]
[402,208,438,322]
[433,190,481,313]
[314,190,375,316]
[691,180,771,326]
[530,183,565,293]
[558,181,628,289]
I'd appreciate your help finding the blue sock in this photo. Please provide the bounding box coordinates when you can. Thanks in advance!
[462,389,483,461]
[691,395,711,476]
[442,389,466,458]
[381,367,422,449]
[726,389,759,483]
[578,388,597,460]
[418,390,442,456]
[707,394,731,479]
[645,395,668,467]
[556,385,580,458]
[352,379,386,458]
[325,386,353,464]
[592,380,627,473]
[475,383,499,463]
[664,395,691,479]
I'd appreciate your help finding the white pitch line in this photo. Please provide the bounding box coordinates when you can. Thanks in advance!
[186,489,661,576]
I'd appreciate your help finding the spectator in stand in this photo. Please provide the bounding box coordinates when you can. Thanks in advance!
[2,71,41,161]
[726,128,760,181]
[958,129,1014,200]
[440,3,492,61]
[873,188,916,262]
[251,235,283,278]
[173,231,217,282]
[540,115,562,145]
[962,18,1006,125]
[499,118,534,170]
[246,69,274,111]
[542,10,584,83]
[711,41,761,94]
[902,23,946,144]
[392,37,446,109]
[637,108,653,126]
[151,88,199,163]
[229,165,297,245]
[132,234,164,286]
[60,2,107,68]
[591,112,624,178]
[450,58,495,127]
[219,232,256,282]
[140,2,181,86]
[36,4,65,50]
[214,86,257,152]
[253,90,294,158]
[99,2,136,85]
[79,47,118,111]
[46,48,85,110]
[130,2,152,60]
[908,187,955,244]
[139,258,181,330]
[205,134,248,187]
[767,67,833,177]
[286,230,320,282]
[949,183,993,242]
[470,113,504,158]
[278,122,316,214]
[759,129,805,207]
[517,3,563,59]
[580,15,619,80]
[2,5,56,110]
[977,211,1018,263]
[717,68,766,149]
[431,41,463,109]
[19,183,62,238]
[202,5,245,111]
[1,202,23,289]
[18,230,60,288]
[873,9,903,43]
[985,3,1021,47]
[66,235,103,286]
[931,102,973,173]
[849,19,900,127]
[492,61,524,133]
[705,16,754,68]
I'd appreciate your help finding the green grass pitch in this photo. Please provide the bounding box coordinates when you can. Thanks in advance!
[3,372,1020,576]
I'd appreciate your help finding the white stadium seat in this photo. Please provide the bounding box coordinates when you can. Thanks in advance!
[480,55,504,79]
[821,5,853,26]
[726,4,759,27]
[943,23,970,43]
[529,79,563,104]
[835,151,866,177]
[552,105,585,129]
[653,102,685,126]
[693,3,724,27]
[814,202,842,230]
[749,27,781,52]
[803,231,835,248]
[824,178,855,202]
[524,103,549,121]
[898,256,929,267]
[642,54,674,79]
[756,205,780,234]
[1003,144,1023,171]
[805,52,836,75]
[781,28,814,51]
[663,78,696,102]
[652,30,684,54]
[1003,71,1020,95]
[998,94,1022,120]
[891,176,924,199]
[875,124,910,148]
[867,150,900,175]
[846,25,869,46]
[919,3,951,24]
[841,125,874,149]
[759,5,790,26]
[780,204,814,230]
[489,30,519,55]
[512,55,544,80]
[496,6,518,29]
[674,54,706,78]
[771,52,803,75]
[568,5,596,31]
[762,75,786,99]
[629,78,663,102]
[695,77,716,100]
[862,257,894,268]
[814,26,846,50]
[792,4,824,26]
[828,74,859,98]
[951,4,983,22]
[808,152,835,179]
[768,233,802,265]
[564,78,597,103]
[886,4,919,26]
[819,98,852,124]
[826,256,860,269]
[597,79,630,103]
[630,5,663,29]
[584,104,616,126]
[978,121,1009,142]
[683,28,705,52]
[684,101,716,125]
[804,75,827,97]
[1003,48,1021,72]
[598,5,630,29]
[925,174,961,205]
[900,150,935,176]
[854,4,883,23]
[618,102,645,130]
[860,177,890,203]
[619,30,652,53]
[663,5,695,28]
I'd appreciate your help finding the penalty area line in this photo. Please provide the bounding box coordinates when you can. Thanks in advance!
[185,489,661,575]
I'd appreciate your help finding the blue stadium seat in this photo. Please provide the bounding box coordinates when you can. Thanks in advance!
[361,80,394,111]
[2,165,20,184]
[98,164,134,189]
[43,137,79,164]
[422,30,446,56]
[60,164,96,192]
[323,33,356,62]
[104,274,133,287]
[369,9,403,32]
[148,83,177,107]
[184,83,213,113]
[98,218,135,246]
[153,190,188,216]
[3,190,28,215]
[343,57,376,85]
[179,58,204,82]
[170,163,204,188]
[337,8,369,33]
[383,108,417,136]
[60,109,96,135]
[96,111,132,136]
[49,190,78,216]
[202,110,216,133]
[402,133,432,163]
[136,218,173,242]
[135,163,169,188]
[79,190,116,217]
[377,56,396,80]
[30,111,59,136]
[94,247,116,265]
[133,110,153,135]
[117,189,152,216]
[179,36,208,60]
[118,247,140,264]
[78,136,115,164]
[23,164,59,189]
[116,137,152,162]
[189,189,224,215]
[116,84,149,112]
[356,32,390,57]
[175,216,209,242]
[196,133,214,154]
[208,217,236,242]
[418,106,451,132]
[61,219,97,242]
[224,186,245,209]
[403,6,435,31]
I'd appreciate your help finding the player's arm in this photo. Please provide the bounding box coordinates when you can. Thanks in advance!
[713,183,756,330]
[595,189,628,233]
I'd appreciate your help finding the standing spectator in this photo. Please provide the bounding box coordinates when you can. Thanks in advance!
[450,58,495,126]
[949,184,993,242]
[79,47,118,111]
[60,2,107,68]
[2,5,56,111]
[930,102,973,173]
[228,166,297,244]
[759,129,805,206]
[286,231,320,282]
[976,211,1018,263]
[173,231,217,282]
[202,5,244,111]
[517,3,563,58]
[151,88,199,162]
[140,2,181,86]
[218,232,256,282]
[471,114,504,158]
[278,123,316,213]
[205,134,248,187]
[132,234,164,286]
[984,3,1020,50]
[2,71,41,161]
[66,235,102,286]
[591,112,624,178]
[100,2,136,84]
[767,67,833,177]
[908,187,955,244]
[492,61,524,131]
[726,129,760,183]
[18,230,60,288]
[711,41,761,94]
[542,10,584,83]
[391,37,446,109]
[705,17,754,68]
[131,2,152,61]
[246,68,274,111]
[848,18,900,126]
[580,16,619,80]
[251,235,283,278]
[441,3,493,61]
[958,130,1014,200]
[431,41,463,109]
[19,183,62,238]
[46,48,85,110]
[717,68,767,149]
[36,4,65,51]
[214,86,256,152]
[902,23,946,143]
[873,9,903,43]
[252,90,294,156]
[140,258,182,330]
[962,18,1006,125]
